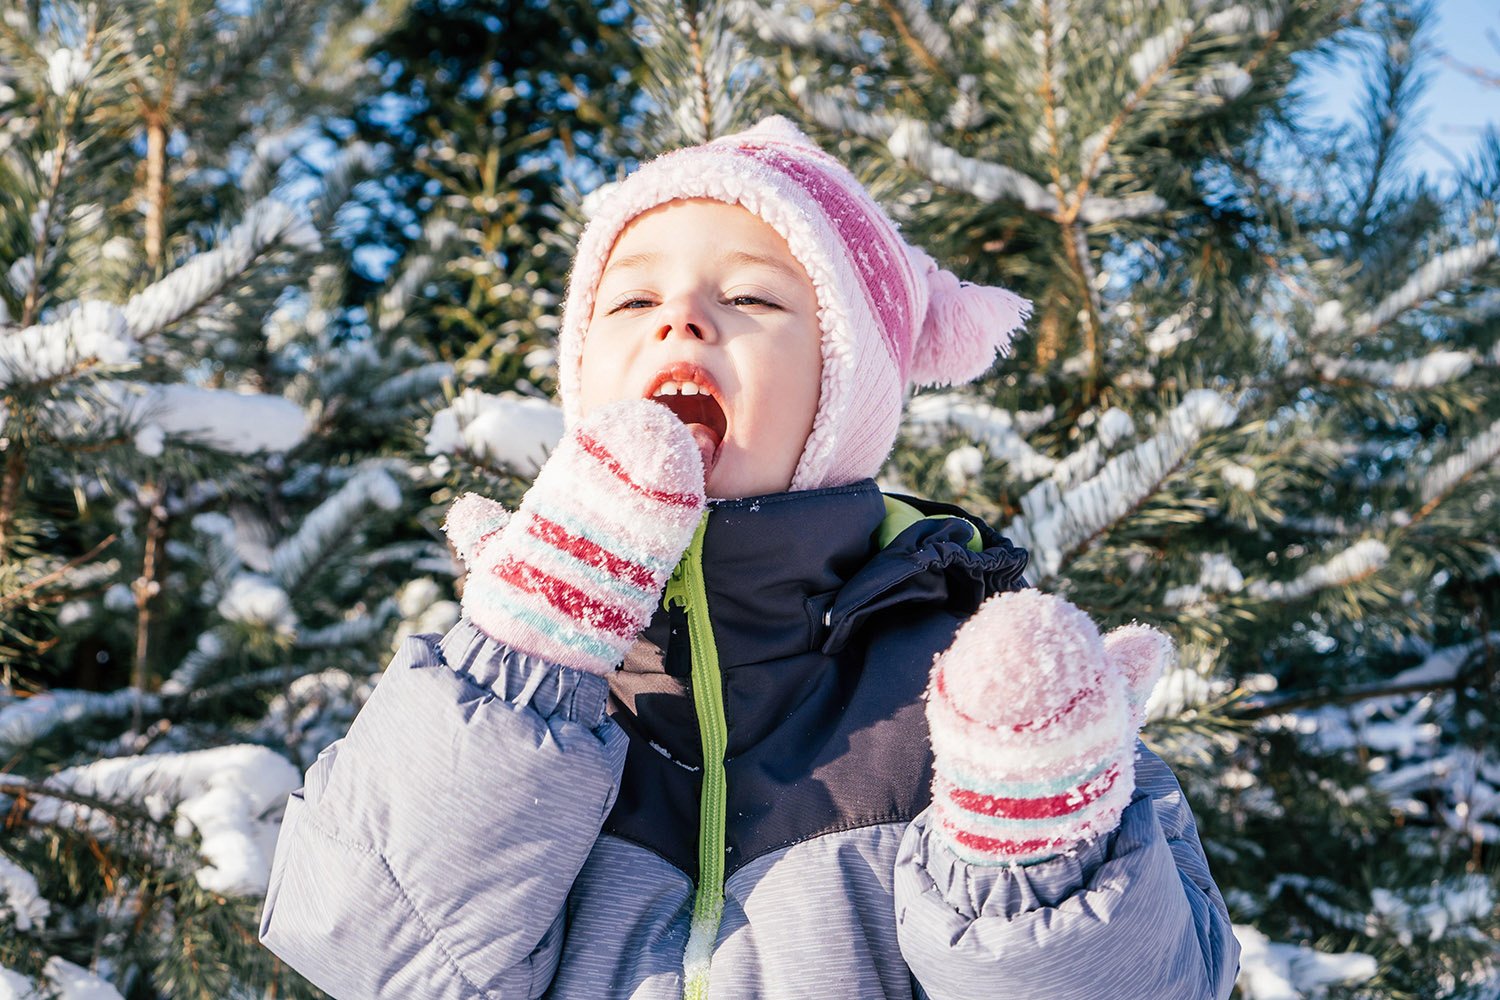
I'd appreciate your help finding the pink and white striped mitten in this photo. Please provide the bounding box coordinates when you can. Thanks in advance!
[925,589,1171,866]
[442,399,706,676]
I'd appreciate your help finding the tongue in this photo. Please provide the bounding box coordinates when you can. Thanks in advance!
[685,423,722,475]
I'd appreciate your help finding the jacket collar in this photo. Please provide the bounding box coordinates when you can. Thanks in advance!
[639,479,1029,666]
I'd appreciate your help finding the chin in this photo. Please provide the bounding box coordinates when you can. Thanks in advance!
[706,467,794,501]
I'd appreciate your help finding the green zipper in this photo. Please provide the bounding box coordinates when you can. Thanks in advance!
[662,512,728,1000]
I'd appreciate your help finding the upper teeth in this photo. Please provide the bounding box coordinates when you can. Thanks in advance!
[655,380,703,396]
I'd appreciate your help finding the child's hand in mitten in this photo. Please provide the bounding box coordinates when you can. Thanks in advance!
[442,399,706,676]
[924,590,1172,866]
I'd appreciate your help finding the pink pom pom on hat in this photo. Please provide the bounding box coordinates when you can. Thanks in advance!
[557,115,1031,493]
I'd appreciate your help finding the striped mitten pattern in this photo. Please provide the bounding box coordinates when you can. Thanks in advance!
[925,589,1170,866]
[442,399,706,676]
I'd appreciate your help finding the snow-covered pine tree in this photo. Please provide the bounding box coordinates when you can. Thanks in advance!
[349,0,642,373]
[0,2,491,996]
[728,0,1499,993]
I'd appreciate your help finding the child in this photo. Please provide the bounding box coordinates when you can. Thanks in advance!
[259,117,1241,999]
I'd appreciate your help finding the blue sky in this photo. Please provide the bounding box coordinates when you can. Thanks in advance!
[1298,0,1498,180]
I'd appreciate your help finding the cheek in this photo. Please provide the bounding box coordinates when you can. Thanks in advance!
[744,325,821,446]
[789,323,823,427]
[576,337,625,412]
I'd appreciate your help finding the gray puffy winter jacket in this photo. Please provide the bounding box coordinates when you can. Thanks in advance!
[259,481,1241,999]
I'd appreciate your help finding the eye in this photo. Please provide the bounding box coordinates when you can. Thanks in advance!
[607,296,657,314]
[727,294,781,309]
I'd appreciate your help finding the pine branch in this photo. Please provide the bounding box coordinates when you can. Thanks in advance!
[190,0,303,110]
[294,598,399,649]
[1349,2,1429,241]
[876,0,951,76]
[686,1,715,142]
[0,301,136,391]
[375,217,463,336]
[157,628,230,698]
[798,95,1169,225]
[1308,349,1475,389]
[120,198,320,341]
[881,113,1060,214]
[0,534,115,613]
[1,777,160,829]
[0,688,161,757]
[269,466,403,591]
[370,361,455,409]
[727,0,871,65]
[308,141,379,232]
[1071,17,1193,213]
[1237,632,1498,718]
[1413,414,1500,521]
[1244,538,1390,601]
[16,11,100,328]
[129,481,168,732]
[1002,390,1240,583]
[1350,239,1499,337]
[906,393,1059,480]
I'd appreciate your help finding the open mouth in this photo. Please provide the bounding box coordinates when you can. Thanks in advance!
[645,365,729,476]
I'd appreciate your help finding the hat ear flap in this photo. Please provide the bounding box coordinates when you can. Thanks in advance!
[909,250,1030,389]
[1101,623,1174,731]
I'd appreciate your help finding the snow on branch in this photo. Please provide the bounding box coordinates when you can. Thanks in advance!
[122,383,309,456]
[892,0,952,63]
[1233,923,1377,998]
[294,597,399,649]
[1076,192,1168,224]
[1419,415,1500,508]
[885,118,1060,213]
[120,198,321,340]
[1387,631,1500,687]
[1245,538,1389,602]
[269,465,403,590]
[377,217,462,335]
[371,360,455,409]
[425,389,564,477]
[0,851,50,931]
[905,393,1058,480]
[1367,874,1496,948]
[1201,4,1283,37]
[1164,552,1247,608]
[27,745,300,895]
[1312,349,1474,389]
[218,575,298,634]
[880,114,1162,223]
[792,84,1063,216]
[158,628,230,697]
[1003,390,1239,583]
[0,688,160,756]
[1352,239,1499,337]
[726,0,871,64]
[0,301,136,390]
[1127,18,1191,84]
[239,127,304,201]
[4,959,123,1000]
[310,141,379,230]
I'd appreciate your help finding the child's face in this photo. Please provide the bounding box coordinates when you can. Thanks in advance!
[579,199,822,498]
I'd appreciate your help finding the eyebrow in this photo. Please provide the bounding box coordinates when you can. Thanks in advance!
[600,248,805,282]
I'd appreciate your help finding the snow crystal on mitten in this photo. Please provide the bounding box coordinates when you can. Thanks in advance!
[443,399,706,675]
[925,589,1134,866]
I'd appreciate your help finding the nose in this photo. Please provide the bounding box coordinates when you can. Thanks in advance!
[654,292,716,343]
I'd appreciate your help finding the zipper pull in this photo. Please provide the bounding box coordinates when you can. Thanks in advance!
[663,554,688,611]
[662,512,707,612]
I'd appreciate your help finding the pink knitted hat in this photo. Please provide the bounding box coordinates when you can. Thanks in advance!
[557,116,1030,492]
